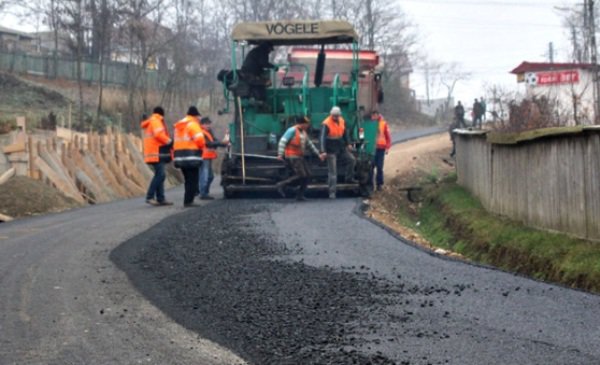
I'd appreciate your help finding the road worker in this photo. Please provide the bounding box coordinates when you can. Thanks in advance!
[319,106,356,199]
[241,41,276,101]
[276,115,326,201]
[241,41,276,79]
[173,106,205,207]
[141,106,173,206]
[198,116,228,200]
[370,110,391,191]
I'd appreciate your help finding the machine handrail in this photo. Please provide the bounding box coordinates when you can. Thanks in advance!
[302,70,309,116]
[332,73,341,106]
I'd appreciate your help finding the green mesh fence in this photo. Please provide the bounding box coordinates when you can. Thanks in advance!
[0,51,202,92]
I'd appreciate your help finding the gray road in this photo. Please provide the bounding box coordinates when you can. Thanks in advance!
[391,126,446,144]
[1,127,599,365]
[268,201,600,364]
[0,191,245,365]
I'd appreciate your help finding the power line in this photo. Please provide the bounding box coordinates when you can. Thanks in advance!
[410,14,564,29]
[401,0,570,7]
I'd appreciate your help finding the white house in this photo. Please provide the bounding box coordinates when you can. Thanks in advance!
[510,61,597,125]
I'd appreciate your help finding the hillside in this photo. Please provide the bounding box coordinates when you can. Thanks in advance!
[0,72,71,130]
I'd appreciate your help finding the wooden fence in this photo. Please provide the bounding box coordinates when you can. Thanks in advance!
[1,120,180,205]
[455,127,600,241]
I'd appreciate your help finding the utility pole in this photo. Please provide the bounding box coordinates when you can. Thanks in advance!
[548,42,555,63]
[424,63,431,106]
[585,0,590,62]
[589,0,600,122]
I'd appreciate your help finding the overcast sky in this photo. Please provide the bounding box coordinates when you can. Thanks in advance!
[399,0,575,105]
[1,0,578,106]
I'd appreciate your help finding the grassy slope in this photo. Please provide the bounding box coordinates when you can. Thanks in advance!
[413,180,600,293]
[0,73,70,126]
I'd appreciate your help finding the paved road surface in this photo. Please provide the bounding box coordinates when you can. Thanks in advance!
[1,127,598,365]
[0,192,245,365]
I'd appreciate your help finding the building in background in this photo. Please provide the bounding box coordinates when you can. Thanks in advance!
[416,97,453,121]
[0,25,35,53]
[31,31,72,55]
[510,61,596,125]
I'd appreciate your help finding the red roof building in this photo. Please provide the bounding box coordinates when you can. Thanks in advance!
[510,61,597,125]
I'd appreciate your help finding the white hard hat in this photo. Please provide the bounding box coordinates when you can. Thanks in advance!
[330,106,341,115]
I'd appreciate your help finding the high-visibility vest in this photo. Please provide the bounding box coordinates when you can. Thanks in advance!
[376,119,388,149]
[284,126,304,157]
[322,116,346,139]
[173,116,205,168]
[141,113,171,163]
[201,127,218,160]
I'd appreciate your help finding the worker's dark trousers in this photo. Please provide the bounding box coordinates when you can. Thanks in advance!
[181,166,200,205]
[146,162,166,202]
[371,148,386,188]
[279,158,311,198]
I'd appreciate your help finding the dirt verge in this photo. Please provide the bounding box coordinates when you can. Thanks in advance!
[0,176,82,219]
[366,133,462,257]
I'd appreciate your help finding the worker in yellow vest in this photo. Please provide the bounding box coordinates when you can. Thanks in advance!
[371,110,391,191]
[319,106,356,199]
[198,116,229,200]
[141,106,173,206]
[173,106,205,207]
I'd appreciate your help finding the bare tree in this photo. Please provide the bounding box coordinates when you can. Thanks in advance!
[438,62,471,112]
[57,0,87,129]
[0,0,15,13]
[82,0,118,123]
[558,3,600,63]
[116,0,175,128]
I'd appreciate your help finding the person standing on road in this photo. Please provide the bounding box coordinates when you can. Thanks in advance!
[173,106,205,207]
[449,115,461,158]
[370,110,391,191]
[276,116,326,201]
[141,106,174,206]
[472,98,483,129]
[454,101,466,128]
[320,106,356,199]
[198,116,228,200]
[480,97,487,122]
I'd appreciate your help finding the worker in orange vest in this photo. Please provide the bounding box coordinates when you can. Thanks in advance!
[370,110,391,191]
[276,115,326,201]
[198,116,229,200]
[141,106,173,206]
[173,106,205,207]
[319,106,356,199]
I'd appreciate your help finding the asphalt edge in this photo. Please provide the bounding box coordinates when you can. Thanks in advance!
[354,199,600,298]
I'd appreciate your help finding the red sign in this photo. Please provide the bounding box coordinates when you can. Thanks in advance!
[536,70,579,85]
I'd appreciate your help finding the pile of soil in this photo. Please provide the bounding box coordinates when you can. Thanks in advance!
[0,176,82,218]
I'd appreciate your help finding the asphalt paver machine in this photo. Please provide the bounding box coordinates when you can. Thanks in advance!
[218,20,384,197]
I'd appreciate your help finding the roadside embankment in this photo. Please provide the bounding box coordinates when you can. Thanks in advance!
[368,132,600,294]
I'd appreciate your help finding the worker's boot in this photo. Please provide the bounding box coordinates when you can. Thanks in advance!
[275,182,286,198]
[295,185,307,201]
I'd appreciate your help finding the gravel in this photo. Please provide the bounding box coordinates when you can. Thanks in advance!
[112,201,402,364]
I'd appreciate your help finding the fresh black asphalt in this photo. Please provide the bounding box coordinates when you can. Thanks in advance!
[111,198,600,365]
